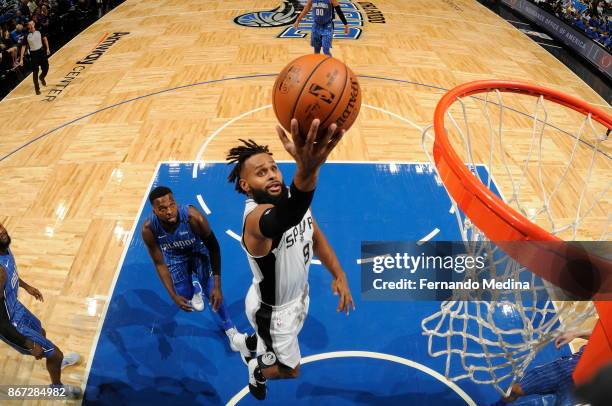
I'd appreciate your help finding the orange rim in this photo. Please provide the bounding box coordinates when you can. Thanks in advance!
[432,80,612,243]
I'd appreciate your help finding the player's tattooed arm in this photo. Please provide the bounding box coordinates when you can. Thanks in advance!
[312,218,355,315]
[141,221,192,312]
[187,206,223,311]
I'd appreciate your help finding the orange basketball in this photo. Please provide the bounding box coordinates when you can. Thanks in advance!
[272,54,361,140]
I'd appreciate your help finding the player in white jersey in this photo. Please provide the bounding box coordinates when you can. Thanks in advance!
[226,118,355,400]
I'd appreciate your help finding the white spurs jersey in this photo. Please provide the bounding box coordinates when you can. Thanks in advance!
[241,198,314,307]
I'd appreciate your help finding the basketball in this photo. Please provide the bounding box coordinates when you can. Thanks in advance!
[272,54,361,139]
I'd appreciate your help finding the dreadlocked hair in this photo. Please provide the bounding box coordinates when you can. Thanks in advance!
[226,139,272,195]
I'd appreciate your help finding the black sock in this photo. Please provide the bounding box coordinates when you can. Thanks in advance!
[246,333,257,351]
[254,366,265,383]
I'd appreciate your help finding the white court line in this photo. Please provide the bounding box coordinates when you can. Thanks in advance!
[356,254,390,265]
[225,350,476,405]
[449,205,456,214]
[226,229,241,242]
[192,103,427,178]
[417,228,440,245]
[82,162,161,391]
[363,103,425,132]
[192,105,272,178]
[311,259,321,265]
[196,194,212,215]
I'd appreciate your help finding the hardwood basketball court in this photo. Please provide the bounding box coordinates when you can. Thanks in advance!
[0,0,609,404]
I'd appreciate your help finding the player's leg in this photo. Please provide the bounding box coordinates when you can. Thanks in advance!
[246,293,309,399]
[322,22,333,56]
[12,306,81,398]
[311,24,323,54]
[187,257,205,311]
[194,255,251,359]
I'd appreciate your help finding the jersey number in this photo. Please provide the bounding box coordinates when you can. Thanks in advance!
[303,244,310,264]
[315,8,324,16]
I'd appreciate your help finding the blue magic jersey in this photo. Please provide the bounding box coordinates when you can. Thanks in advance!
[0,249,19,320]
[313,0,334,25]
[147,205,209,268]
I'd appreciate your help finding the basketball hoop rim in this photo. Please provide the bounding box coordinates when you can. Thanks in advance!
[432,80,612,242]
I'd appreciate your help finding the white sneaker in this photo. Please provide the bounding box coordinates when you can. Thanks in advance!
[226,327,251,364]
[191,280,205,311]
[61,353,80,370]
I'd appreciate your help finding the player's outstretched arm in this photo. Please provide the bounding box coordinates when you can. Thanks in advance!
[312,219,355,315]
[332,0,349,33]
[293,0,312,28]
[188,206,222,311]
[276,118,344,192]
[141,222,192,312]
[244,119,345,257]
[0,266,43,358]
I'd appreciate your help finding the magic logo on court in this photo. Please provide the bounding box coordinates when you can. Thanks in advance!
[233,1,385,40]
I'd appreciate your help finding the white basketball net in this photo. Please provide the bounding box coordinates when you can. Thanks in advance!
[420,88,610,395]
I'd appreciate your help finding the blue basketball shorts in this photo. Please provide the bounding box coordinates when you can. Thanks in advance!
[0,302,56,358]
[311,21,334,50]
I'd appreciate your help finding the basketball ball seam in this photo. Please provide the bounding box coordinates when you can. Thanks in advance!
[290,56,331,126]
[319,61,349,130]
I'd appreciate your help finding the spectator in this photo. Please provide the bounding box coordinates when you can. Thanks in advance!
[10,24,25,45]
[0,27,18,68]
[35,6,50,31]
[14,10,28,26]
[528,0,611,50]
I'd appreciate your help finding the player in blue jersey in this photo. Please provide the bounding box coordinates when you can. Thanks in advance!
[0,223,81,398]
[141,186,250,358]
[490,329,592,406]
[294,0,349,57]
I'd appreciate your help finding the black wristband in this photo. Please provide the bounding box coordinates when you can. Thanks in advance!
[258,182,315,239]
[202,231,221,276]
[335,5,348,25]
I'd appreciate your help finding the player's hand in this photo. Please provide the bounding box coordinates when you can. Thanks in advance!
[332,273,355,315]
[293,21,299,30]
[27,340,44,359]
[276,118,345,175]
[344,24,349,34]
[172,294,193,312]
[555,331,579,348]
[210,286,222,312]
[25,285,44,302]
[18,59,23,66]
[46,49,50,56]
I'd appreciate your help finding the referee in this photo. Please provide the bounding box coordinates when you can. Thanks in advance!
[18,21,50,95]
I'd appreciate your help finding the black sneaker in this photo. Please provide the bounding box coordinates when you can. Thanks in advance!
[35,88,41,95]
[40,76,46,86]
[248,352,276,400]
